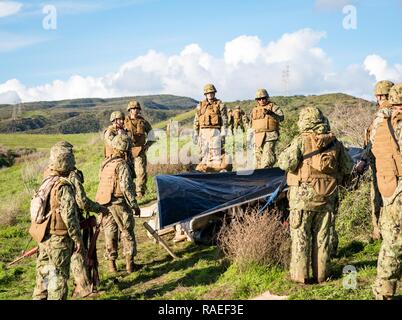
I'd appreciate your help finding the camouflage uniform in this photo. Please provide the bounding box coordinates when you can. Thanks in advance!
[371,83,402,300]
[278,107,353,283]
[232,106,247,133]
[96,134,140,273]
[250,89,284,169]
[195,150,232,173]
[361,80,395,240]
[227,109,234,135]
[33,145,82,300]
[125,100,155,197]
[193,84,228,161]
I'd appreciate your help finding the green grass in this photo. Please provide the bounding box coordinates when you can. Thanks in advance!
[0,132,401,300]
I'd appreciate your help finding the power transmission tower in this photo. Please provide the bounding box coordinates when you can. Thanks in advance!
[282,64,290,96]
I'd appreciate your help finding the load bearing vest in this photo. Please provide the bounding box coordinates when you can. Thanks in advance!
[252,103,279,133]
[96,158,125,205]
[287,133,341,196]
[198,100,223,129]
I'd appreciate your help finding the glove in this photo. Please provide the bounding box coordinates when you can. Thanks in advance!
[192,133,199,145]
[132,205,141,217]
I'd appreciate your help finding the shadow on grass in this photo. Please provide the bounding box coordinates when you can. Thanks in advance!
[330,259,378,280]
[337,240,365,258]
[100,244,228,300]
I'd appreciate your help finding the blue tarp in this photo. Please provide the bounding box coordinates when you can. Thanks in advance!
[155,147,363,229]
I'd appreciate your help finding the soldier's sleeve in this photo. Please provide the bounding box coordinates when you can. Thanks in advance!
[193,104,200,133]
[104,127,114,147]
[338,143,354,177]
[277,136,303,172]
[118,163,139,209]
[271,104,285,122]
[58,184,82,244]
[70,172,102,213]
[220,102,228,130]
[145,120,157,144]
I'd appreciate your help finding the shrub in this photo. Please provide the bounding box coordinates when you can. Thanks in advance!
[217,209,291,271]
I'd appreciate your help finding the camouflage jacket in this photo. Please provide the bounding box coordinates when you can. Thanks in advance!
[278,133,353,212]
[114,159,138,209]
[57,182,82,244]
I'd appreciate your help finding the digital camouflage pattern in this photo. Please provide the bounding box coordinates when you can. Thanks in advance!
[33,181,82,300]
[250,101,284,169]
[374,80,395,96]
[127,100,141,111]
[278,106,353,283]
[372,84,402,299]
[99,156,138,261]
[203,83,217,94]
[110,111,125,122]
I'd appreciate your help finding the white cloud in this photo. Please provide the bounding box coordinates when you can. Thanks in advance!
[0,90,21,105]
[1,28,400,103]
[0,32,45,52]
[363,54,402,83]
[0,1,22,18]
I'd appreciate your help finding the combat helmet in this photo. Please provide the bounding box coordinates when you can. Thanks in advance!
[255,89,269,100]
[53,141,73,150]
[204,84,217,95]
[388,83,402,105]
[374,80,395,96]
[297,106,326,132]
[127,100,142,111]
[48,144,75,173]
[235,105,241,110]
[112,134,130,152]
[110,111,125,122]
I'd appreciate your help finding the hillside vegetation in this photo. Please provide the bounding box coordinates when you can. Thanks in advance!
[1,93,399,300]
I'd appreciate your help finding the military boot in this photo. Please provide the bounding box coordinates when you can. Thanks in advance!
[108,260,117,273]
[126,255,134,273]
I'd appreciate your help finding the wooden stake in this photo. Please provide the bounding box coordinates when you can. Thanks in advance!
[143,222,178,259]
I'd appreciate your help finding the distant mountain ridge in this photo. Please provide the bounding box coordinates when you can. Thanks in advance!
[0,93,374,134]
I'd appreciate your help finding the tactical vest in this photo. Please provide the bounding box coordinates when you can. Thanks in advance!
[251,103,279,133]
[287,133,341,196]
[48,179,73,237]
[95,157,125,205]
[125,117,147,147]
[233,110,242,123]
[371,114,402,198]
[198,100,223,129]
[104,125,118,158]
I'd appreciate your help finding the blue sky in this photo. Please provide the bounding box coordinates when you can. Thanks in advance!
[0,0,401,102]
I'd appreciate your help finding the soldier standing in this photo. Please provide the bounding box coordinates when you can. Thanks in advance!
[370,83,402,300]
[357,80,395,240]
[232,105,247,133]
[278,106,353,284]
[124,100,155,199]
[250,89,284,169]
[96,134,141,274]
[32,144,83,300]
[104,111,129,159]
[193,84,228,161]
[43,141,108,298]
[227,108,234,135]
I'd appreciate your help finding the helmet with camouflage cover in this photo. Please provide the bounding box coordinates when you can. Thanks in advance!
[48,144,75,173]
[53,141,73,150]
[255,89,269,100]
[388,83,402,105]
[204,84,217,95]
[235,105,241,110]
[110,111,125,122]
[297,106,327,132]
[112,134,130,152]
[127,100,142,111]
[374,80,395,96]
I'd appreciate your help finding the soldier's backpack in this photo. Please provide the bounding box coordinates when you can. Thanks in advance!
[29,176,60,242]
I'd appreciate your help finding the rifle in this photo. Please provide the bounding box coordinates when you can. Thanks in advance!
[85,214,104,289]
[7,247,38,268]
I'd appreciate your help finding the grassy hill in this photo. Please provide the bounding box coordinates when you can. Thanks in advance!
[1,93,399,301]
[0,95,198,134]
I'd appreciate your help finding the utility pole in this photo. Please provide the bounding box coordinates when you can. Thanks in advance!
[282,64,290,96]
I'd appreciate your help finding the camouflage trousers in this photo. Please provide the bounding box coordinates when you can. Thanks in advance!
[289,210,332,283]
[70,250,92,297]
[198,128,223,159]
[33,235,74,300]
[134,152,147,195]
[370,172,383,239]
[255,141,277,169]
[373,194,401,299]
[103,201,137,261]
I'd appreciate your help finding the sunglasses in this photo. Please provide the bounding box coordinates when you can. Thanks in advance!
[256,98,267,101]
